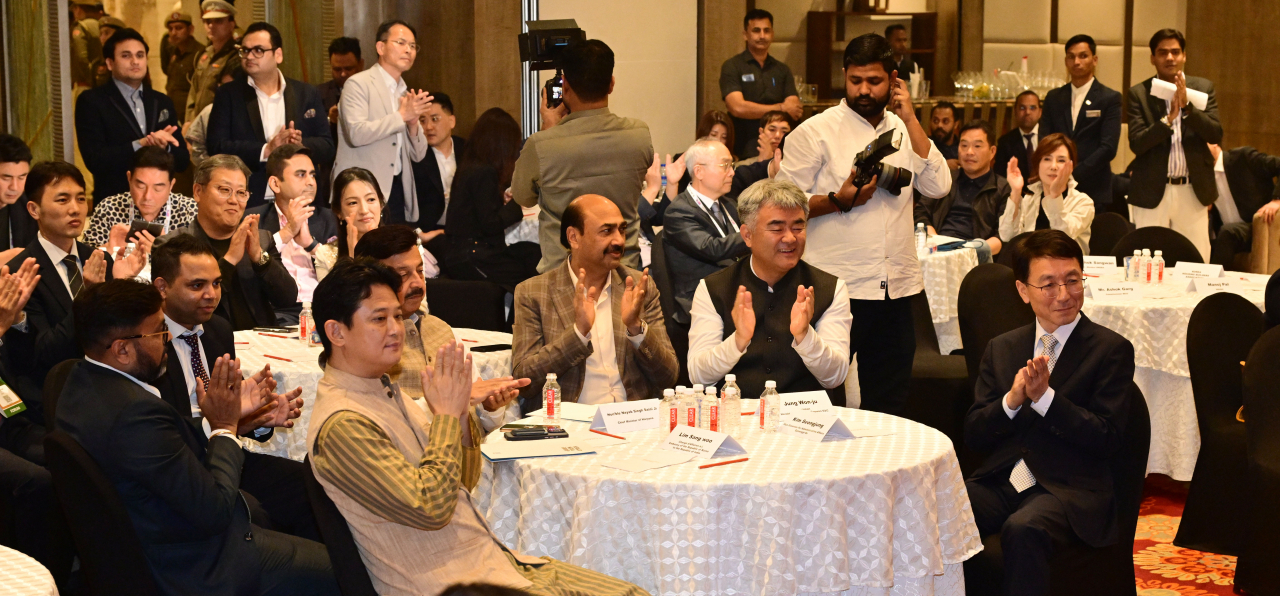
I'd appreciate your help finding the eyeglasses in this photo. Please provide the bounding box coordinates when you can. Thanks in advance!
[211,185,250,203]
[237,45,275,58]
[118,330,172,342]
[699,161,734,172]
[384,38,420,52]
[1022,279,1085,297]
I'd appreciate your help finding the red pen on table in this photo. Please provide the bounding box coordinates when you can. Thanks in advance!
[258,332,293,339]
[459,338,478,343]
[263,354,293,362]
[590,429,625,440]
[699,457,749,469]
[234,342,250,345]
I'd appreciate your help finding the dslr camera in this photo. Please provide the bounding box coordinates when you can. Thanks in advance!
[852,129,913,195]
[518,19,585,110]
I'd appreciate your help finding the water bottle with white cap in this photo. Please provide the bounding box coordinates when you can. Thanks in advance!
[721,374,741,435]
[759,381,780,433]
[1141,249,1153,283]
[660,388,676,432]
[1153,250,1165,284]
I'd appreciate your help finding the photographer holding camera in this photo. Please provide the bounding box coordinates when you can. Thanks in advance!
[779,33,951,414]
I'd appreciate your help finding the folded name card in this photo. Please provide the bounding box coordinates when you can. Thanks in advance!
[1174,262,1223,279]
[659,426,747,459]
[481,438,595,462]
[1082,256,1117,276]
[779,390,832,415]
[1193,278,1244,296]
[590,399,661,433]
[1089,282,1141,300]
[776,410,855,442]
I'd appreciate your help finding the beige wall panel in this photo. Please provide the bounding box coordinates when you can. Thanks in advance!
[1132,0,1187,42]
[1057,0,1125,45]
[983,0,1051,43]
[1093,45,1125,93]
[983,43,1056,73]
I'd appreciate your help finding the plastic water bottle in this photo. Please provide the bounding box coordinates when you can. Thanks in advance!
[298,302,313,345]
[1153,250,1165,284]
[1141,249,1153,283]
[679,387,698,427]
[543,373,561,421]
[660,388,677,432]
[701,386,720,431]
[1125,250,1140,281]
[759,381,780,433]
[691,384,704,426]
[915,223,927,257]
[721,374,741,435]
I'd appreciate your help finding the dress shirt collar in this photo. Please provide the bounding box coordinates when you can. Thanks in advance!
[37,232,76,264]
[566,260,611,304]
[164,313,204,339]
[841,100,898,135]
[1034,311,1082,356]
[1020,123,1039,137]
[558,107,610,127]
[85,356,163,398]
[737,49,777,69]
[959,168,993,189]
[374,63,405,94]
[1071,77,1094,97]
[747,256,785,293]
[247,70,287,98]
[1214,150,1225,174]
[113,77,143,100]
[686,185,721,212]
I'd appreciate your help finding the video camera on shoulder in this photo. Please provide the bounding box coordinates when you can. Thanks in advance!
[852,130,913,194]
[518,19,585,110]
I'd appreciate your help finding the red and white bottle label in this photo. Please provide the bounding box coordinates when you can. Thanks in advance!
[759,403,766,429]
[686,406,696,427]
[544,391,555,416]
[669,408,677,431]
[709,405,719,432]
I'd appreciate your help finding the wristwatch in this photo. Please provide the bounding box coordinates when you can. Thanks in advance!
[255,251,271,266]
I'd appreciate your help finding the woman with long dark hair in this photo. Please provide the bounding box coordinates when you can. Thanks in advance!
[441,108,540,290]
[316,167,441,279]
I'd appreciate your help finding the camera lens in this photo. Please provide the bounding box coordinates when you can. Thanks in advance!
[876,165,913,194]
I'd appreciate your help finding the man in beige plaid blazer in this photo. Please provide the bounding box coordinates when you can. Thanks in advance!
[513,195,678,409]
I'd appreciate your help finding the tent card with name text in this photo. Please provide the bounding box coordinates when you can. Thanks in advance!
[777,410,856,442]
[589,399,661,433]
[658,426,747,459]
[778,390,832,415]
[524,401,598,422]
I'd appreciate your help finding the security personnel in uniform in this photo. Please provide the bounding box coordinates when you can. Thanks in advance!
[70,2,105,90]
[184,0,240,124]
[161,11,205,123]
[90,16,128,89]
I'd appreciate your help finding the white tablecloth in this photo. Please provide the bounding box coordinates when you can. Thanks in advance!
[1081,270,1270,480]
[475,409,981,596]
[921,248,978,355]
[0,545,58,596]
[505,205,540,245]
[234,328,514,461]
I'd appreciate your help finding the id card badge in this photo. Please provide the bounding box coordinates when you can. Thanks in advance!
[741,73,756,83]
[0,382,26,418]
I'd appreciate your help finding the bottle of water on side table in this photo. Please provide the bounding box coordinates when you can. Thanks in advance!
[1125,250,1140,281]
[701,385,719,431]
[915,223,927,258]
[679,387,697,427]
[721,374,741,435]
[1141,249,1153,283]
[691,384,704,427]
[1153,250,1165,284]
[661,388,676,432]
[299,301,314,346]
[543,373,561,421]
[759,381,780,433]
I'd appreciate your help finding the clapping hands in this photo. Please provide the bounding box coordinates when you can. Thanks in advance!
[139,125,181,149]
[0,258,39,332]
[421,340,473,419]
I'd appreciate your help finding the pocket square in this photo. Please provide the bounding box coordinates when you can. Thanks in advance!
[1085,109,1101,118]
[304,108,316,118]
[159,109,170,121]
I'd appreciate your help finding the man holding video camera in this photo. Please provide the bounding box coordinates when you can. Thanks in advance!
[779,33,950,413]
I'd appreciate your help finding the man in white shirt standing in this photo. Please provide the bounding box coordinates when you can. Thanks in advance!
[1038,34,1122,212]
[332,19,433,228]
[512,195,678,408]
[779,33,950,412]
[687,178,851,401]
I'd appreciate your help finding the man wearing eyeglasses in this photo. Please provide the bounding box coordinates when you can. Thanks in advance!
[963,229,1135,596]
[154,155,297,331]
[207,21,334,209]
[184,0,241,124]
[332,19,434,230]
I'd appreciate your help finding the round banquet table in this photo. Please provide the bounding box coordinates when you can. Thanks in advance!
[475,409,982,596]
[234,327,514,461]
[920,247,978,355]
[1081,269,1270,480]
[0,545,58,596]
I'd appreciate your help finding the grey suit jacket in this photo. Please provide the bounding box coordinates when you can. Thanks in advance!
[512,263,678,412]
[661,190,748,326]
[1126,76,1223,208]
[332,65,429,217]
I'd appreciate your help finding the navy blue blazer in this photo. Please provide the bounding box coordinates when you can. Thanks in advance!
[1040,80,1122,206]
[75,81,191,201]
[206,76,335,210]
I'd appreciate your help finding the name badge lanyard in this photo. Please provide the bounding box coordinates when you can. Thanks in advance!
[694,197,734,238]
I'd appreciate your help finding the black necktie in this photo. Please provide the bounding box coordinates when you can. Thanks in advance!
[1024,133,1035,167]
[63,255,83,298]
[180,333,209,392]
[709,201,732,236]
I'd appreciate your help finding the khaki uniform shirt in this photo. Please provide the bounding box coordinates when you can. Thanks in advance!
[162,36,205,122]
[71,18,102,88]
[184,41,240,122]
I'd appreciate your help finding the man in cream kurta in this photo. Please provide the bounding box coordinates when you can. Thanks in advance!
[306,259,647,596]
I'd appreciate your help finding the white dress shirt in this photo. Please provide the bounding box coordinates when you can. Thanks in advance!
[432,144,457,225]
[114,78,148,151]
[1165,96,1189,178]
[1069,77,1094,129]
[566,264,646,405]
[37,233,82,297]
[779,100,951,300]
[686,258,852,388]
[1003,313,1081,418]
[1213,151,1243,225]
[249,71,288,162]
[165,314,210,417]
[375,64,408,176]
[270,204,320,302]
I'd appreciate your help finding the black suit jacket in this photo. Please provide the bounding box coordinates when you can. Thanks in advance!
[246,202,340,247]
[56,361,259,596]
[5,239,115,412]
[1127,76,1223,208]
[964,314,1135,548]
[1223,146,1280,222]
[1040,81,1122,204]
[156,221,298,330]
[156,314,236,419]
[411,135,466,230]
[662,190,748,326]
[75,81,191,201]
[994,127,1035,185]
[913,169,1009,241]
[206,77,336,209]
[0,197,39,251]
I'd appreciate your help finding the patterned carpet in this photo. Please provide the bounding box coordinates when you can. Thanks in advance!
[1135,475,1238,595]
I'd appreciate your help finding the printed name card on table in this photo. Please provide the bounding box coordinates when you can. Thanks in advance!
[1193,278,1244,296]
[481,438,596,462]
[1082,256,1117,276]
[777,410,856,442]
[589,399,661,433]
[525,401,599,422]
[658,426,747,459]
[779,390,832,415]
[1174,263,1224,280]
[1088,282,1141,300]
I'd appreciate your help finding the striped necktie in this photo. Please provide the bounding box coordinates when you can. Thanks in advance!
[1009,333,1059,493]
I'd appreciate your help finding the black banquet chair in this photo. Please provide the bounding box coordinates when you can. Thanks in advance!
[1088,212,1133,258]
[904,291,969,450]
[1109,226,1203,267]
[44,430,162,596]
[963,383,1150,595]
[1174,292,1263,556]
[994,232,1033,269]
[1235,327,1280,596]
[650,231,690,386]
[425,278,510,332]
[304,457,379,596]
